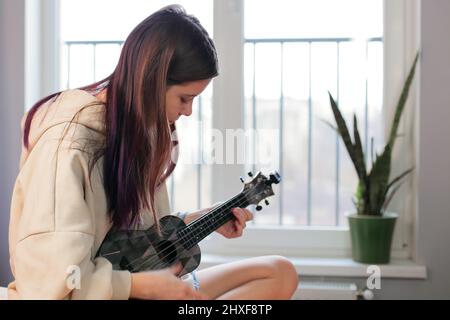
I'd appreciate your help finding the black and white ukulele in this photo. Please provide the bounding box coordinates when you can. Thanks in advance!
[96,171,281,276]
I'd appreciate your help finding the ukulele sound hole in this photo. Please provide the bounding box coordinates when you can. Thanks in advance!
[154,240,177,266]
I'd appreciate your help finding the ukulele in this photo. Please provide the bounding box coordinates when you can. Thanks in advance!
[96,171,281,276]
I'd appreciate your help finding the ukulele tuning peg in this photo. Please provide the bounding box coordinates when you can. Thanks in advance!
[239,176,245,183]
[256,205,263,211]
[264,199,269,206]
[248,171,254,177]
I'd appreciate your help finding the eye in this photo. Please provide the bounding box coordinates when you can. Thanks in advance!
[181,97,193,104]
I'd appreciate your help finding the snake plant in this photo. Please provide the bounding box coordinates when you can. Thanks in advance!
[328,53,419,216]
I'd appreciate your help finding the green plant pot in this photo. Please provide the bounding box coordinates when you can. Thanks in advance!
[347,212,397,264]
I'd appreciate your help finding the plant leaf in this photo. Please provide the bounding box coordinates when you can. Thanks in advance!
[355,180,368,214]
[320,118,339,132]
[369,144,392,215]
[371,137,375,169]
[382,180,406,213]
[382,167,414,206]
[369,51,419,215]
[387,52,420,149]
[353,114,367,179]
[386,167,414,192]
[328,92,363,180]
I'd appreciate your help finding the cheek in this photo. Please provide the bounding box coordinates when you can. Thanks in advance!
[165,96,177,114]
[165,93,182,113]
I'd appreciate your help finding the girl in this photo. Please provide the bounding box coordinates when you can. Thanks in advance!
[8,5,298,300]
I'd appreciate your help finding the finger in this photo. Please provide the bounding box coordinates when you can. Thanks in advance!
[236,207,252,222]
[235,219,246,230]
[233,220,240,233]
[239,217,247,229]
[169,262,183,275]
[243,209,254,221]
[235,225,243,237]
[235,210,247,229]
[233,217,244,233]
[232,208,246,225]
[232,219,244,234]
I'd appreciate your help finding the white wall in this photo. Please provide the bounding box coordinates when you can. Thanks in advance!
[0,0,26,285]
[414,0,450,298]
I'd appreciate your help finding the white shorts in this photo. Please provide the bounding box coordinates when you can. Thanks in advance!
[181,271,200,291]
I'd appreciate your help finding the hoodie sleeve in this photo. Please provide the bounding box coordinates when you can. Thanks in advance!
[10,136,131,300]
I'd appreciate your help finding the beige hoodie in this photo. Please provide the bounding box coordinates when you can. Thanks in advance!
[8,89,172,300]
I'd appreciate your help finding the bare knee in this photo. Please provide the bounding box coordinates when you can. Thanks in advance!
[265,255,299,299]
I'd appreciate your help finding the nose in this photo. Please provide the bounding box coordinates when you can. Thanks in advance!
[182,103,193,117]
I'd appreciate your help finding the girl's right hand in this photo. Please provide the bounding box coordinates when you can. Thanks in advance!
[129,263,209,300]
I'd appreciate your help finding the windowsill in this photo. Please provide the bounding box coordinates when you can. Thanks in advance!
[198,254,427,280]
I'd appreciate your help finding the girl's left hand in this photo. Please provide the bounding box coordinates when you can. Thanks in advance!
[215,207,254,239]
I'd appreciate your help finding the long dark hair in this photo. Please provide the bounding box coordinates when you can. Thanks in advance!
[23,5,218,229]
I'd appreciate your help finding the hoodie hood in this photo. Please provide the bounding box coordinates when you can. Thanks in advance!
[20,89,106,167]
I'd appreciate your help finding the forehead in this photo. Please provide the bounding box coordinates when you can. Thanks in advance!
[172,79,211,94]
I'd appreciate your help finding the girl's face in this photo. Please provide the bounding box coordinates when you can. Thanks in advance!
[165,78,211,124]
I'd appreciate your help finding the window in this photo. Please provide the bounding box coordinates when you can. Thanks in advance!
[51,0,417,259]
[243,0,383,227]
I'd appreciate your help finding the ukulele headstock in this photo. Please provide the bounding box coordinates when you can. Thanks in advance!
[241,171,281,210]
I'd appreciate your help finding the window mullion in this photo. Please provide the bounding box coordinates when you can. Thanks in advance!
[25,0,60,110]
[211,0,245,203]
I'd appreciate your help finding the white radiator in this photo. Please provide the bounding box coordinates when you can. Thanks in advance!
[293,281,359,300]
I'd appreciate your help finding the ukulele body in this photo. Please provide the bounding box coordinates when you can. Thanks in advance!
[96,215,201,277]
[96,171,281,277]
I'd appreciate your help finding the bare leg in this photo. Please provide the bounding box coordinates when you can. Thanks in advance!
[195,255,298,300]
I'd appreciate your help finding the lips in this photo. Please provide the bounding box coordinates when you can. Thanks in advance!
[168,115,180,124]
